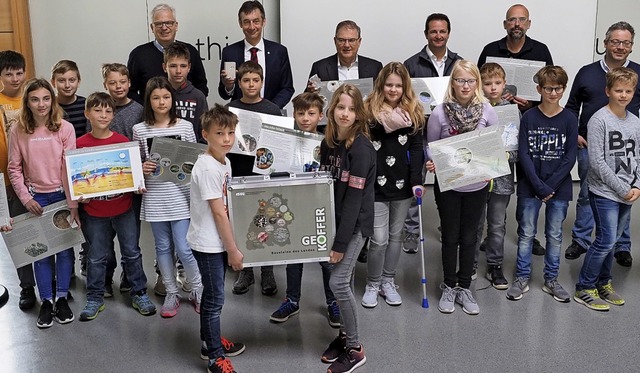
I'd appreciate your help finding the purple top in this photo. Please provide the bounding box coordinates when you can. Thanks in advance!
[426,101,499,192]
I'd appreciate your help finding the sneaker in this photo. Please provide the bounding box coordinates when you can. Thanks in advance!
[614,251,633,267]
[232,269,255,295]
[532,238,545,256]
[542,279,571,303]
[574,288,610,311]
[79,300,105,321]
[189,286,203,314]
[479,237,487,252]
[506,277,529,301]
[104,281,114,298]
[357,239,369,263]
[402,232,419,254]
[221,337,246,357]
[486,265,509,290]
[207,357,237,373]
[471,263,478,281]
[597,281,625,306]
[361,282,379,308]
[438,283,456,314]
[270,298,300,323]
[80,264,87,277]
[327,301,341,328]
[54,297,74,324]
[119,272,132,292]
[379,278,402,306]
[261,270,278,296]
[160,292,180,318]
[564,241,587,260]
[36,300,54,329]
[455,287,480,315]
[182,279,193,292]
[321,333,346,363]
[327,344,366,373]
[154,274,166,296]
[19,286,37,310]
[132,293,157,316]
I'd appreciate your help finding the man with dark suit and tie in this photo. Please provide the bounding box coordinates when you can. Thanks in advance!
[218,1,294,109]
[306,20,383,91]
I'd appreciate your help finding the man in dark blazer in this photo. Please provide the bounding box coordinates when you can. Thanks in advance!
[218,1,294,109]
[306,20,383,91]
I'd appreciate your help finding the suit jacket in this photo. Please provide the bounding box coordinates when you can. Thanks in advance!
[308,54,383,82]
[218,39,294,109]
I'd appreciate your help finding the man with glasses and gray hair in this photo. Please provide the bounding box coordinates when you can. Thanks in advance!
[127,3,208,103]
[564,21,640,267]
[305,20,383,91]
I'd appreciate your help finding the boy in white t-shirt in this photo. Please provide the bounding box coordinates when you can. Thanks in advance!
[187,104,245,373]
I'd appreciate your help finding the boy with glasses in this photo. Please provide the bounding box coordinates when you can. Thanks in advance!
[506,66,577,303]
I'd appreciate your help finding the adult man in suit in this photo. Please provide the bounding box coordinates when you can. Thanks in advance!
[401,13,463,257]
[127,3,208,103]
[219,1,294,109]
[306,20,383,90]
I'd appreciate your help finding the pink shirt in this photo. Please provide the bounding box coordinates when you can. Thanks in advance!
[8,120,76,205]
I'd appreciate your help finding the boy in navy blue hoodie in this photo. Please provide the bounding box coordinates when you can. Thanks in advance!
[506,66,577,302]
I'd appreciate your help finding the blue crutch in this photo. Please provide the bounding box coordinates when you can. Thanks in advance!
[415,187,429,308]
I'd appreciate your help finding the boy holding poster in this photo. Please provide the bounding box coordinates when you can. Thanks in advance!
[227,61,282,296]
[187,104,245,373]
[506,66,577,302]
[269,92,340,327]
[72,92,156,321]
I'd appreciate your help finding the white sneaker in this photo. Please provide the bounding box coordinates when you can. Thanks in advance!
[455,287,479,315]
[438,283,456,314]
[379,278,402,306]
[361,282,379,308]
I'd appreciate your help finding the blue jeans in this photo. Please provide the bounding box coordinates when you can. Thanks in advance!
[329,231,364,348]
[32,191,74,301]
[368,198,412,283]
[572,148,632,253]
[576,193,632,290]
[151,219,202,294]
[81,208,147,301]
[515,196,569,280]
[285,261,335,305]
[192,250,226,360]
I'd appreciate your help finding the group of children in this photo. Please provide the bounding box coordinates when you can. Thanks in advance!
[1,38,640,372]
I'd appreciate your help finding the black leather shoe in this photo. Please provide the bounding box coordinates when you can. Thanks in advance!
[19,286,37,310]
[565,241,587,260]
[614,251,633,267]
[532,238,546,256]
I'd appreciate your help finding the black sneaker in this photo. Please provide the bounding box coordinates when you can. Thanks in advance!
[37,300,54,328]
[615,251,633,267]
[321,333,346,363]
[207,357,237,373]
[270,298,299,323]
[119,271,132,292]
[327,301,341,328]
[104,281,114,298]
[19,286,37,310]
[565,241,587,260]
[357,238,369,263]
[54,297,74,324]
[232,269,255,295]
[327,344,367,373]
[200,337,246,360]
[261,270,278,296]
[486,265,509,290]
[479,237,487,252]
[532,238,545,256]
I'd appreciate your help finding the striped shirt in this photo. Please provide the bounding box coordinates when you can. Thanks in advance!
[132,119,196,222]
[60,96,90,138]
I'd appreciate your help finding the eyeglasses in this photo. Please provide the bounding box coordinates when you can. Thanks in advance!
[506,17,528,24]
[335,38,359,45]
[453,78,477,86]
[153,21,177,28]
[607,39,633,48]
[541,86,564,94]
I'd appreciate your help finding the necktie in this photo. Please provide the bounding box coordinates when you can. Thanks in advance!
[250,47,259,64]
